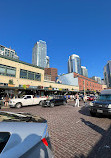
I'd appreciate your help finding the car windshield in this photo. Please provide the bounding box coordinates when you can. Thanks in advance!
[48,96,54,100]
[97,94,111,101]
[0,132,10,154]
[0,112,46,123]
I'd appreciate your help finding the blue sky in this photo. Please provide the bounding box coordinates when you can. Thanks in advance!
[0,0,111,78]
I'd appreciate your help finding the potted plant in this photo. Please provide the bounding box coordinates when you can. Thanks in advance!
[49,85,52,90]
[8,79,15,87]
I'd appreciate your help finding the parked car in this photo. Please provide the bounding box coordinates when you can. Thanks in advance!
[42,95,67,107]
[89,89,111,117]
[88,96,95,101]
[9,95,47,108]
[0,111,54,158]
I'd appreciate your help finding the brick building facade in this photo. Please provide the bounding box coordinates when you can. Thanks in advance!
[44,68,58,81]
[74,72,102,92]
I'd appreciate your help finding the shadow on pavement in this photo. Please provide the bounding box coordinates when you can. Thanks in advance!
[79,106,91,117]
[73,118,111,158]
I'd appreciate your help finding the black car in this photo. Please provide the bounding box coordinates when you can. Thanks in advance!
[89,89,111,117]
[42,95,67,107]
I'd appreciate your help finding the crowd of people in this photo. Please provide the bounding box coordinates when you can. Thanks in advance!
[0,93,96,108]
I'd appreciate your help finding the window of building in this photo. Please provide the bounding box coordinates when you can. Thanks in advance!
[6,67,16,77]
[0,65,6,75]
[20,69,41,81]
[35,73,41,81]
[20,69,27,79]
[0,64,16,77]
[28,71,34,80]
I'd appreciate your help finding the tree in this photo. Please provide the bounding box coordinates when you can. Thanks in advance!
[9,79,14,85]
[49,85,52,88]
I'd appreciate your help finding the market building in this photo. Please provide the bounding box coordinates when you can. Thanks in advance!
[0,55,79,97]
[58,72,102,93]
[74,72,102,93]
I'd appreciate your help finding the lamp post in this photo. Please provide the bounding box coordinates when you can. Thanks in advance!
[83,80,85,96]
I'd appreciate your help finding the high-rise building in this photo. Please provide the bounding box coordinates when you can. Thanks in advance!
[91,76,102,84]
[68,54,81,74]
[32,40,47,68]
[104,61,111,87]
[81,66,88,77]
[0,44,19,59]
[46,56,50,68]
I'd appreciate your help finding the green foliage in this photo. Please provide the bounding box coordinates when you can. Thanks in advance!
[49,85,52,88]
[9,79,14,85]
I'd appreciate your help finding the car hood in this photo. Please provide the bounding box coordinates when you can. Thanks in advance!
[93,100,111,105]
[0,122,47,158]
[9,98,23,102]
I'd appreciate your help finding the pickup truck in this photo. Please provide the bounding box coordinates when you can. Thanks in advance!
[9,95,47,108]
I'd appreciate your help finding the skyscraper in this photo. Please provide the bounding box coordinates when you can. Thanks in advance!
[46,56,50,68]
[0,44,19,60]
[91,76,101,84]
[68,54,81,74]
[32,40,47,68]
[81,66,88,77]
[104,60,111,87]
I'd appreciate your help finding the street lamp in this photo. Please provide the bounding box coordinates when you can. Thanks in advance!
[83,80,85,96]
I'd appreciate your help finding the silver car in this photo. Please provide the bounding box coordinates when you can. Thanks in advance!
[0,111,54,158]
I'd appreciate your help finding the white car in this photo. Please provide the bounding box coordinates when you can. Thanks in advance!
[9,95,47,108]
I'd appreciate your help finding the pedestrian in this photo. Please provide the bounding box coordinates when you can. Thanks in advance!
[83,95,87,107]
[4,95,9,107]
[74,93,79,107]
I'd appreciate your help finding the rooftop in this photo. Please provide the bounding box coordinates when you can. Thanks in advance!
[0,55,44,70]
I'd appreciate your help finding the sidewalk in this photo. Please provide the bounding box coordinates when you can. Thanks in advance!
[1,106,10,109]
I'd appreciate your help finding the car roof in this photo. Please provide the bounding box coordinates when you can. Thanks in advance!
[101,89,111,95]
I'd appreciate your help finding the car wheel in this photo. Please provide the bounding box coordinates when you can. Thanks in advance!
[50,103,54,108]
[16,103,22,108]
[63,101,66,105]
[39,101,43,106]
[90,111,96,117]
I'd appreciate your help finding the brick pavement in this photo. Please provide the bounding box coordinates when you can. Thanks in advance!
[1,101,111,158]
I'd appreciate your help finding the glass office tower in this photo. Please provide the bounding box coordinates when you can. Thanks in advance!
[104,60,111,88]
[81,66,88,77]
[46,56,50,68]
[68,54,81,74]
[32,40,47,68]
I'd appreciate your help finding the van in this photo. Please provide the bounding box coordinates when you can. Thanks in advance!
[89,89,111,116]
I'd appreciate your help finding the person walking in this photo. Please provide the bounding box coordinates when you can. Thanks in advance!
[4,95,9,107]
[83,95,87,107]
[74,93,79,107]
[83,95,87,106]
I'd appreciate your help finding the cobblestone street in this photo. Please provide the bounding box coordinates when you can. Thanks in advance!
[1,101,111,158]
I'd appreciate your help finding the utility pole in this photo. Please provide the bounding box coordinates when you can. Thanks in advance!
[84,80,85,96]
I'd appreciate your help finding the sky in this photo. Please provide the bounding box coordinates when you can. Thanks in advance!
[0,0,111,79]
